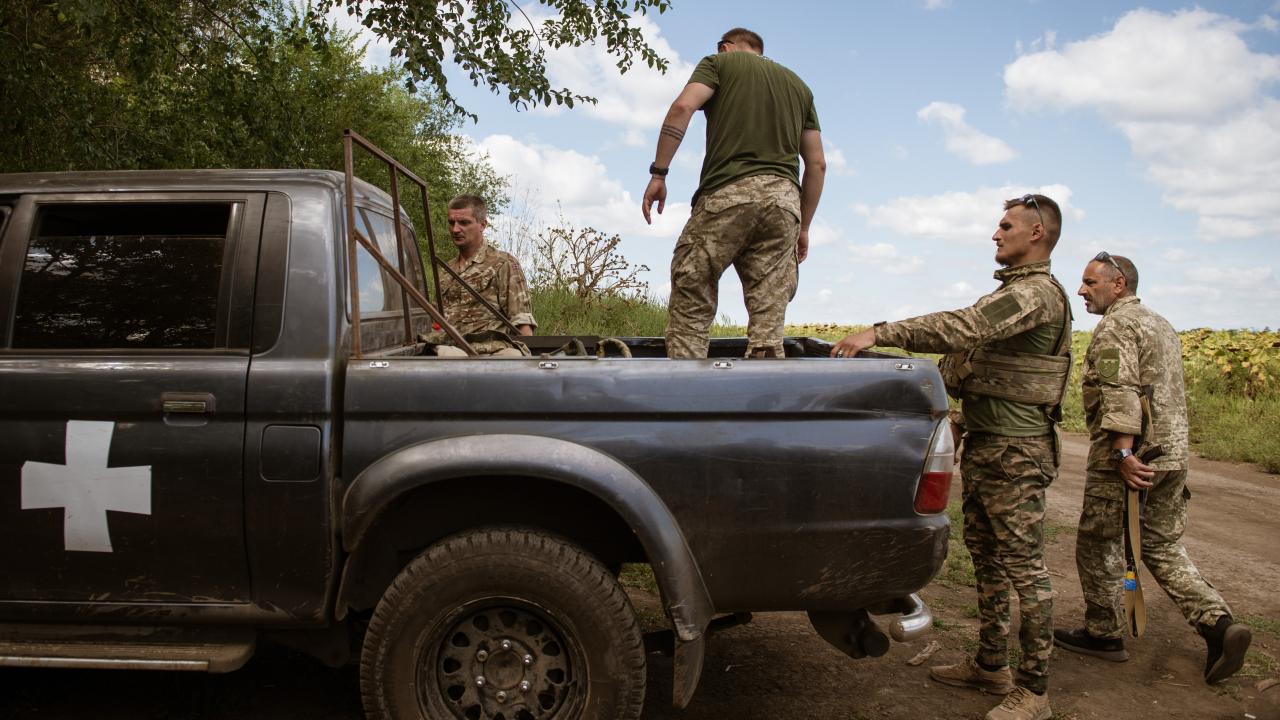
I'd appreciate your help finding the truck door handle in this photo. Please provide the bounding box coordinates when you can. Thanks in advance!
[161,392,216,414]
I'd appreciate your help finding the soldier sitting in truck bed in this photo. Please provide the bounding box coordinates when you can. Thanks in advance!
[432,194,536,357]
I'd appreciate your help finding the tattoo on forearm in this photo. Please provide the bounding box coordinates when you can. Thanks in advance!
[660,124,685,142]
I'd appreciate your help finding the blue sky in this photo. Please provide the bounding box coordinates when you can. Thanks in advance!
[338,1,1279,331]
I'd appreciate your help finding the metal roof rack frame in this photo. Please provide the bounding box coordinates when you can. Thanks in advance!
[342,128,520,358]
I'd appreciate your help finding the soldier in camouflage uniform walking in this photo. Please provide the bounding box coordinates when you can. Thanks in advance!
[641,27,826,359]
[1054,253,1252,684]
[833,194,1072,720]
[433,194,536,357]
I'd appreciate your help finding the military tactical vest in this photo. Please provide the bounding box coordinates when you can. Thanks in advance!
[939,275,1073,411]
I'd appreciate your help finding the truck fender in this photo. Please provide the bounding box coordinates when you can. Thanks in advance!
[337,433,711,707]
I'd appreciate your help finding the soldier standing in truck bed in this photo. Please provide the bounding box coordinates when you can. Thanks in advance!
[832,194,1071,720]
[641,27,826,360]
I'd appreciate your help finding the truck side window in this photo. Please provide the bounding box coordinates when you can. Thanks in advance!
[354,210,387,314]
[11,203,232,349]
[353,209,424,316]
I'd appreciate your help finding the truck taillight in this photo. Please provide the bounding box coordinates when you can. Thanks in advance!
[915,418,954,514]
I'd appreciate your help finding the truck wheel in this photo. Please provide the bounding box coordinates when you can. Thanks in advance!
[360,527,646,720]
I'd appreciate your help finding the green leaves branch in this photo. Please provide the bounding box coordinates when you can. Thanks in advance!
[319,0,671,120]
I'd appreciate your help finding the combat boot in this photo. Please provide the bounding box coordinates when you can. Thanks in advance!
[985,686,1051,720]
[1052,627,1128,661]
[1200,615,1252,684]
[928,658,1015,694]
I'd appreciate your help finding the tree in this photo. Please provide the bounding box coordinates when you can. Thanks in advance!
[531,220,649,302]
[319,0,671,120]
[0,0,504,256]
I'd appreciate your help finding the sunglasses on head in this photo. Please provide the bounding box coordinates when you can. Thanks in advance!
[1019,194,1045,226]
[1094,251,1128,283]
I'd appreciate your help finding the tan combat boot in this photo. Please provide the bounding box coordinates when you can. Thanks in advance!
[985,686,1051,720]
[928,658,1015,694]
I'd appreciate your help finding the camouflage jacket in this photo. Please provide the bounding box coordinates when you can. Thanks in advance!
[1082,295,1189,471]
[875,260,1070,436]
[440,242,536,336]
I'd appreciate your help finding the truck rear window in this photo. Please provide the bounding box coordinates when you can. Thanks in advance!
[11,203,231,349]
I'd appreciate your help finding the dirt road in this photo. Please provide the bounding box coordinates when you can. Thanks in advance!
[2,434,1277,720]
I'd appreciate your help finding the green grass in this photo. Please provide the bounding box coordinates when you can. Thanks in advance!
[530,287,670,337]
[940,500,977,588]
[1186,390,1280,473]
[1239,648,1278,679]
[1240,614,1280,636]
[530,288,743,339]
[619,563,659,594]
[1043,517,1073,545]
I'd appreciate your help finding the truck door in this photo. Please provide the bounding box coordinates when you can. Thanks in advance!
[0,194,263,605]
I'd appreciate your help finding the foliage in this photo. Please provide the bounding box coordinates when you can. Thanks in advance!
[618,563,658,594]
[320,0,671,120]
[0,0,505,260]
[530,286,668,337]
[530,222,650,302]
[1179,328,1280,399]
[939,500,975,587]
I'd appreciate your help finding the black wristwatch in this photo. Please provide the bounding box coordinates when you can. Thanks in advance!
[648,163,669,177]
[1111,448,1135,462]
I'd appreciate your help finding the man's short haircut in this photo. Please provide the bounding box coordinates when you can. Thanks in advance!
[1003,194,1062,251]
[720,28,763,53]
[448,194,488,224]
[1104,254,1140,294]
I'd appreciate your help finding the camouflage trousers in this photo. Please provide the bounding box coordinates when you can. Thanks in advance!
[666,174,800,359]
[960,432,1056,694]
[1076,467,1230,639]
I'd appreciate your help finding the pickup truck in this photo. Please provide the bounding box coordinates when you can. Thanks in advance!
[0,136,953,720]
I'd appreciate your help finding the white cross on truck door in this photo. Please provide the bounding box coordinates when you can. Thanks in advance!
[21,420,152,553]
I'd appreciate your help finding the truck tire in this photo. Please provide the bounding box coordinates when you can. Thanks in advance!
[360,527,646,720]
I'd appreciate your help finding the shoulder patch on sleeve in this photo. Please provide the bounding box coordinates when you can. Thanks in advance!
[1097,347,1120,380]
[980,294,1023,326]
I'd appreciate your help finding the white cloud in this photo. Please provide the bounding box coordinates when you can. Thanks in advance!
[938,281,977,299]
[472,134,688,244]
[924,0,952,9]
[1197,266,1274,287]
[1006,9,1277,121]
[1144,284,1223,302]
[1162,248,1194,262]
[535,13,694,135]
[917,102,1017,165]
[855,184,1080,242]
[1005,8,1280,241]
[807,218,842,248]
[825,146,854,176]
[847,242,924,275]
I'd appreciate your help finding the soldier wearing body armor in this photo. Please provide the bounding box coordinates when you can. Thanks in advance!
[1054,253,1251,684]
[832,194,1071,720]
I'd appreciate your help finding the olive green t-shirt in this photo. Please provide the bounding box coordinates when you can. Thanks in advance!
[688,52,820,203]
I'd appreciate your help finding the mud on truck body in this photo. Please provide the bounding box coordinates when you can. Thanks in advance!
[0,132,953,719]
